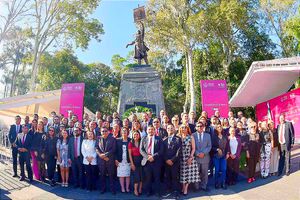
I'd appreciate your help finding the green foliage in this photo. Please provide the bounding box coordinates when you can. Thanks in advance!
[38,49,120,114]
[122,106,151,120]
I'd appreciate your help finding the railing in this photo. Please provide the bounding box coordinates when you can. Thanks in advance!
[0,129,12,163]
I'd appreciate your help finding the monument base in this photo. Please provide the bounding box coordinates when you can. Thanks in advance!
[117,65,165,116]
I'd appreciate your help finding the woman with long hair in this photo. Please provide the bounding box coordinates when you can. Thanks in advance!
[259,121,272,178]
[212,124,228,189]
[115,128,131,193]
[268,120,279,176]
[56,129,71,187]
[81,131,97,191]
[128,130,143,196]
[30,120,46,181]
[178,125,200,195]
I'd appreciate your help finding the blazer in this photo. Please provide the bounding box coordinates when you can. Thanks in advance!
[115,138,131,163]
[95,135,116,165]
[277,121,295,151]
[193,131,212,164]
[16,133,32,153]
[163,136,182,164]
[226,137,242,159]
[81,139,97,165]
[8,124,22,147]
[154,127,168,140]
[140,135,164,166]
[68,136,84,161]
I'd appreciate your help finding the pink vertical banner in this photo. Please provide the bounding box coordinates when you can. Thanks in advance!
[256,88,300,142]
[60,83,85,121]
[200,80,229,118]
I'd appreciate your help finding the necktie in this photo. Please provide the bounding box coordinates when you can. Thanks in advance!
[279,124,284,144]
[147,137,152,155]
[156,129,159,136]
[22,135,25,144]
[74,137,78,157]
[16,125,19,133]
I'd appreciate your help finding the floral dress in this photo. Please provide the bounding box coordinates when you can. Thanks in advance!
[56,139,70,168]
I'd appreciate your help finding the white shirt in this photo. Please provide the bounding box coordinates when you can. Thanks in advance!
[279,123,286,144]
[81,139,97,165]
[229,137,238,155]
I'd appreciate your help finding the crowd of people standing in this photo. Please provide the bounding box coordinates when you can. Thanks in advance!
[7,109,295,197]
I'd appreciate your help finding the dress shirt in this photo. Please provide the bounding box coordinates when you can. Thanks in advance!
[279,123,286,144]
[148,135,155,155]
[81,139,97,165]
[229,137,238,155]
[74,136,81,157]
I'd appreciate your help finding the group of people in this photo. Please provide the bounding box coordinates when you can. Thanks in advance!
[7,109,295,197]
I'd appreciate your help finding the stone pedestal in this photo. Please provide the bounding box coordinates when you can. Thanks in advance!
[117,65,165,116]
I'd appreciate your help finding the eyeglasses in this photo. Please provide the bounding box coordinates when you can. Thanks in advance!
[172,120,178,122]
[196,125,203,128]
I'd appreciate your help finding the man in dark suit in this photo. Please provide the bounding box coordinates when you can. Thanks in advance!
[8,115,23,177]
[152,118,168,140]
[182,113,196,133]
[193,121,212,191]
[277,113,295,176]
[96,127,116,195]
[163,124,181,198]
[52,115,61,137]
[141,112,153,132]
[140,125,164,197]
[16,125,33,182]
[68,127,84,188]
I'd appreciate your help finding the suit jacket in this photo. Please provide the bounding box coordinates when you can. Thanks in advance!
[68,136,84,161]
[163,136,182,164]
[140,135,164,166]
[188,123,196,133]
[67,128,74,137]
[141,119,153,132]
[95,135,116,165]
[8,124,22,147]
[277,121,295,151]
[52,124,60,137]
[226,136,242,159]
[193,131,212,164]
[154,127,168,140]
[16,133,32,153]
[115,138,131,163]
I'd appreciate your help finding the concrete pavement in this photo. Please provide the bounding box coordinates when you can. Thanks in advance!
[1,145,300,200]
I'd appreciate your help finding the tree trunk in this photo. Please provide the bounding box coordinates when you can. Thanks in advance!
[29,47,41,92]
[187,48,196,114]
[183,52,189,113]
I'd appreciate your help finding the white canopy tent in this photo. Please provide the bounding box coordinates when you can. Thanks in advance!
[0,89,94,128]
[229,57,300,107]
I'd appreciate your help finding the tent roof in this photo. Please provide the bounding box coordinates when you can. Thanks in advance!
[229,57,300,107]
[0,89,94,127]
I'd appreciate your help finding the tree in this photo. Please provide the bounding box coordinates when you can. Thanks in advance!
[0,26,32,96]
[0,0,30,44]
[24,0,104,91]
[259,0,299,57]
[146,0,206,114]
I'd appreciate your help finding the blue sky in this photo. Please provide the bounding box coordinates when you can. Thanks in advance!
[75,0,147,66]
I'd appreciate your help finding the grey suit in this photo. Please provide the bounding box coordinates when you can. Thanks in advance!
[193,131,212,189]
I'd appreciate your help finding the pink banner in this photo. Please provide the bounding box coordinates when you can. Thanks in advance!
[60,83,85,121]
[256,88,300,142]
[200,80,229,118]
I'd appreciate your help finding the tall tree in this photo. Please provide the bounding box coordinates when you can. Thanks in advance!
[0,0,30,44]
[259,0,299,57]
[147,0,206,113]
[25,0,104,91]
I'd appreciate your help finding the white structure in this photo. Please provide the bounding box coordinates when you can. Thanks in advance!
[230,57,300,107]
[0,90,94,128]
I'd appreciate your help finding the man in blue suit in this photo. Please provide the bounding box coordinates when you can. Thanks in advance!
[193,121,212,191]
[16,125,33,182]
[8,115,22,177]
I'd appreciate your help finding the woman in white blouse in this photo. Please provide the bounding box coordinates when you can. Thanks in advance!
[81,131,97,191]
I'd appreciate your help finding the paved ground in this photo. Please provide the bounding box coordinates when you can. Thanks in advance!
[1,145,300,200]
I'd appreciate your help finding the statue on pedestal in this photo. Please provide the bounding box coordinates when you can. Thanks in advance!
[126,6,149,65]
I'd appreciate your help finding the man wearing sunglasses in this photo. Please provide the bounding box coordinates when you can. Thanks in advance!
[96,127,116,195]
[193,121,212,192]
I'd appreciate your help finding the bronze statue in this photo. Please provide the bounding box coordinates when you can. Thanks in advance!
[126,21,149,65]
